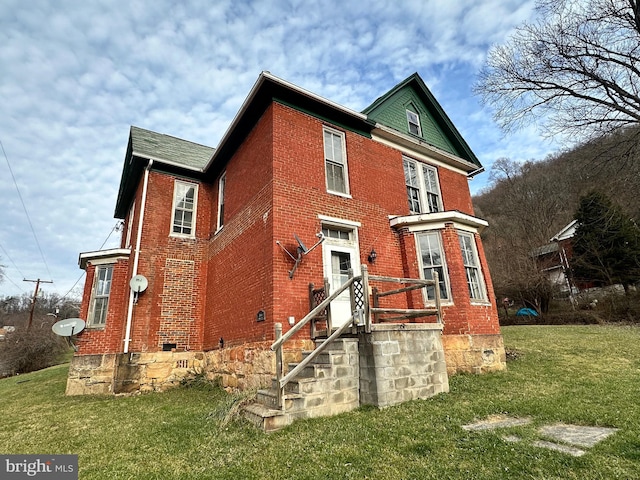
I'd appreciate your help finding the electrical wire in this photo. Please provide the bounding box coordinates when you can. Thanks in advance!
[57,221,122,304]
[0,241,27,280]
[0,139,53,282]
[1,272,28,294]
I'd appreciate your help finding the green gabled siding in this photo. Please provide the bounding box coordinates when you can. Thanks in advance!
[366,87,458,156]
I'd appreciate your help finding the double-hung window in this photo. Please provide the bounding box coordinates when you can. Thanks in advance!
[172,181,197,237]
[88,265,113,327]
[323,127,349,195]
[459,232,485,300]
[403,158,442,214]
[406,109,422,136]
[417,232,449,301]
[216,172,226,231]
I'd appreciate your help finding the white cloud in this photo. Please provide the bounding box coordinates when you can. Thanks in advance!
[0,0,559,299]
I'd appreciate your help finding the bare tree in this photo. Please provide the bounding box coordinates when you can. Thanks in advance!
[475,0,640,140]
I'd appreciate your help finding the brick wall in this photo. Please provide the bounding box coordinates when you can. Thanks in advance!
[76,257,130,355]
[203,105,275,349]
[266,102,501,343]
[127,172,214,352]
[75,98,501,367]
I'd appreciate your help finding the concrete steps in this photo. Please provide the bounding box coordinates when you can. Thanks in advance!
[242,338,360,432]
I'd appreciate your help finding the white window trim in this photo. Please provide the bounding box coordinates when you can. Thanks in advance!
[415,232,452,305]
[458,231,489,304]
[406,109,422,137]
[170,180,198,238]
[216,172,226,233]
[317,214,361,228]
[323,126,351,197]
[403,156,443,215]
[87,264,114,328]
[389,211,488,234]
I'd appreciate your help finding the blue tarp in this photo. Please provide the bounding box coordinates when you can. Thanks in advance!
[515,307,539,317]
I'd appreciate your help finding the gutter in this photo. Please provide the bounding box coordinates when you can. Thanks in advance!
[123,158,153,353]
[467,166,485,178]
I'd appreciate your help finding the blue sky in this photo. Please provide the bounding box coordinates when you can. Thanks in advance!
[0,0,562,300]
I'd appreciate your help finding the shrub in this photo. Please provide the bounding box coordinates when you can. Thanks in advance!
[0,320,70,376]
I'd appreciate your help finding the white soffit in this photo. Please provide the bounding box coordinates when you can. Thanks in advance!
[390,211,488,233]
[371,125,477,176]
[79,248,131,270]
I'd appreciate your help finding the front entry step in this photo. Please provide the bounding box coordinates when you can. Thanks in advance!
[242,338,360,432]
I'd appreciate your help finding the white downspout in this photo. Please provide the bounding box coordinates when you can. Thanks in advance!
[123,159,153,353]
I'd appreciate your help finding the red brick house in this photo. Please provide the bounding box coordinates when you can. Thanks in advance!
[68,72,505,415]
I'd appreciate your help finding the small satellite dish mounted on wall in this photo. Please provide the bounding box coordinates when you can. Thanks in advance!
[52,318,86,351]
[130,274,149,304]
[276,232,325,279]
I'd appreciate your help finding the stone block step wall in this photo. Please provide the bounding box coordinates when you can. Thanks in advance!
[243,338,360,432]
[243,325,449,432]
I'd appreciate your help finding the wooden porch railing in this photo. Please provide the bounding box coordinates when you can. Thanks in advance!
[270,265,441,410]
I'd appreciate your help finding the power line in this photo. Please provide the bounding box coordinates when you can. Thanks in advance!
[1,272,28,294]
[0,139,53,282]
[57,221,121,304]
[0,240,27,280]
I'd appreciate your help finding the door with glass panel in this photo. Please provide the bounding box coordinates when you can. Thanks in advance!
[322,226,360,328]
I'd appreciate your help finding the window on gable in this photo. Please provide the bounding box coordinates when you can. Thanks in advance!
[458,232,486,301]
[403,157,442,214]
[172,181,197,237]
[417,232,449,301]
[323,127,349,195]
[88,265,113,327]
[216,172,226,231]
[406,109,422,136]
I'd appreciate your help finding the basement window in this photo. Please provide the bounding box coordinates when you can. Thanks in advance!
[162,343,177,352]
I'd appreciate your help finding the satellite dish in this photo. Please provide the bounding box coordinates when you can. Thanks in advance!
[294,233,308,254]
[52,318,86,337]
[129,274,149,293]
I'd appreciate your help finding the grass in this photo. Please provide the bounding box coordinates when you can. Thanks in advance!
[1,325,640,479]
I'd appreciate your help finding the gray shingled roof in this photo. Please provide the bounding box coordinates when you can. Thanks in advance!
[130,126,215,170]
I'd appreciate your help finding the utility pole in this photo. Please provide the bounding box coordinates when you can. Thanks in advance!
[24,278,53,330]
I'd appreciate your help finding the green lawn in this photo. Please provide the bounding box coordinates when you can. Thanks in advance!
[1,325,639,479]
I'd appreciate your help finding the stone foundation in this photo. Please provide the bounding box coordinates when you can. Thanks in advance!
[66,351,207,395]
[203,340,313,390]
[65,340,315,395]
[66,333,504,396]
[441,334,506,374]
[358,324,449,408]
[66,354,118,395]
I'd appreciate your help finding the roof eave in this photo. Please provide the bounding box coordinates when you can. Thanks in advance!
[202,71,370,175]
[363,73,482,169]
[372,124,480,174]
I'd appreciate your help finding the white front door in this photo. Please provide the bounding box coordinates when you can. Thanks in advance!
[322,227,360,328]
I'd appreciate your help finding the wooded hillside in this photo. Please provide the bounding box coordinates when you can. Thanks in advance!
[473,127,640,305]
